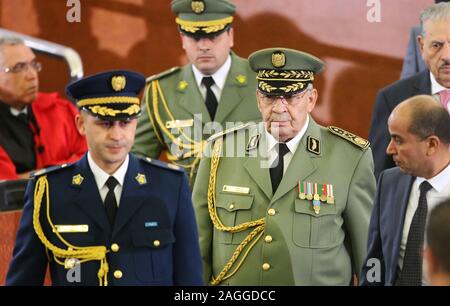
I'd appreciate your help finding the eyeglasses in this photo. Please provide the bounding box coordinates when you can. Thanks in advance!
[257,89,310,105]
[0,60,42,74]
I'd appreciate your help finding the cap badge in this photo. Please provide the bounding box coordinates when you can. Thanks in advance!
[191,0,205,14]
[111,75,126,92]
[271,51,286,68]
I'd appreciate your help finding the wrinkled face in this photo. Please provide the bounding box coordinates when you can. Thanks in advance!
[181,28,234,75]
[419,19,450,88]
[76,112,137,173]
[386,110,430,177]
[0,44,39,109]
[256,88,317,142]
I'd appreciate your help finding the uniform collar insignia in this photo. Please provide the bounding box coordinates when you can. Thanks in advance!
[177,80,189,91]
[72,174,84,186]
[307,136,320,155]
[135,173,147,185]
[246,134,260,152]
[235,74,247,85]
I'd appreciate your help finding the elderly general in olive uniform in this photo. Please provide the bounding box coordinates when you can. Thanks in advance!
[133,0,261,186]
[192,48,376,285]
[6,70,203,286]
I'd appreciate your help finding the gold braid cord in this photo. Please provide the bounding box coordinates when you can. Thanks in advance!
[207,138,266,285]
[33,176,110,286]
[149,79,206,179]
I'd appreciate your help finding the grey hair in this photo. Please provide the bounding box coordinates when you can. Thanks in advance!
[0,36,26,64]
[420,2,450,36]
[0,36,25,48]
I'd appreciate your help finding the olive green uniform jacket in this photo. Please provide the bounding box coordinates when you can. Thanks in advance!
[132,52,262,186]
[192,118,376,285]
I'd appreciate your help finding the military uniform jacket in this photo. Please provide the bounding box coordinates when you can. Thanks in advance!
[6,153,203,286]
[133,52,262,186]
[192,118,376,285]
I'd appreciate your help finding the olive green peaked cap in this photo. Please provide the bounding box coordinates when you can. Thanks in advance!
[248,47,325,96]
[171,0,235,38]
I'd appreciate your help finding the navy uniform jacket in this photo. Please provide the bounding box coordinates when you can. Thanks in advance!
[359,167,414,286]
[368,70,431,179]
[6,153,203,286]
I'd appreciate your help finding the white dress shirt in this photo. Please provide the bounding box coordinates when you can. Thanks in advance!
[10,106,28,117]
[398,162,450,284]
[87,152,129,207]
[265,115,310,174]
[192,54,231,104]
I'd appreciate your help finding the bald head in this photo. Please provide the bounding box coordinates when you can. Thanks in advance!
[390,95,450,145]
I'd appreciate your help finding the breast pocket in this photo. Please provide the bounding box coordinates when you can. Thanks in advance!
[215,192,254,244]
[132,229,175,282]
[292,199,339,248]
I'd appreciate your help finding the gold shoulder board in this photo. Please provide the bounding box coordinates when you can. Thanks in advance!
[328,126,370,150]
[207,122,253,143]
[146,66,180,83]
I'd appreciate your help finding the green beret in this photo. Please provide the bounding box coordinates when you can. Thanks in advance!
[248,47,325,96]
[171,0,235,38]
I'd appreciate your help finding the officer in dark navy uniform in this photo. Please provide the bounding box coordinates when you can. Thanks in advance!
[6,70,203,286]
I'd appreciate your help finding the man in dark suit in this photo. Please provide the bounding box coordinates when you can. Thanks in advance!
[424,199,450,286]
[361,95,450,286]
[6,70,203,286]
[369,2,450,179]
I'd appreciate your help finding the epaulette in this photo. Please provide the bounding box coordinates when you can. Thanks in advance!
[146,67,180,83]
[207,122,253,143]
[140,156,183,173]
[328,126,370,150]
[31,163,73,178]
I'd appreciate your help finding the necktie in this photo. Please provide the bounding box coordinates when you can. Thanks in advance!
[270,143,290,193]
[202,76,218,120]
[438,89,450,110]
[105,176,119,227]
[17,112,29,126]
[397,181,433,286]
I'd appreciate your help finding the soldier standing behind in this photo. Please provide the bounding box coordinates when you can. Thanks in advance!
[133,0,261,187]
[192,48,376,285]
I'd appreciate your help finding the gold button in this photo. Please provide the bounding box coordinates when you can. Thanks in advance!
[262,263,271,271]
[153,240,161,247]
[264,235,273,243]
[268,208,276,216]
[229,203,235,210]
[113,270,123,279]
[111,243,120,252]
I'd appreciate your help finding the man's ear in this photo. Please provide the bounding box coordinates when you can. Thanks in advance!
[417,34,425,57]
[425,135,440,156]
[75,112,86,136]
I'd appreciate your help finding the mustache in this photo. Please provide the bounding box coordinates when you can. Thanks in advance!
[440,61,450,69]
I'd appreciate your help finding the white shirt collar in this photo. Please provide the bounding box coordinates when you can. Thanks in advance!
[265,115,310,154]
[415,161,450,193]
[10,107,28,117]
[87,152,129,191]
[430,72,448,95]
[192,54,231,91]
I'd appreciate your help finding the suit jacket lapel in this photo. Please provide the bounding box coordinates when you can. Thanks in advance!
[72,155,111,234]
[390,173,415,279]
[214,53,247,123]
[112,155,147,236]
[243,123,273,200]
[177,65,211,123]
[271,118,319,204]
[413,70,432,95]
